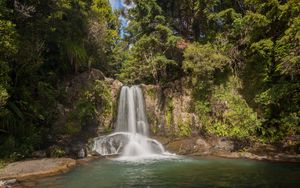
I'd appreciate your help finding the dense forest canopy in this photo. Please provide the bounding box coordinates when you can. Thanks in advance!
[0,0,299,159]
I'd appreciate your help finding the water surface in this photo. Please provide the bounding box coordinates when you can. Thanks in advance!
[24,156,300,188]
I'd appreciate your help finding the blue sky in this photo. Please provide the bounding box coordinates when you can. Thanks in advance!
[109,0,123,10]
[109,0,127,37]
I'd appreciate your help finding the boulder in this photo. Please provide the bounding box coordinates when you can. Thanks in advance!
[216,138,234,152]
[77,148,85,159]
[0,158,76,181]
[0,181,5,188]
[32,150,47,158]
[5,179,16,185]
[196,138,210,149]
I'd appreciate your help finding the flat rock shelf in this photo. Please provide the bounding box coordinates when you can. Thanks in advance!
[0,158,76,181]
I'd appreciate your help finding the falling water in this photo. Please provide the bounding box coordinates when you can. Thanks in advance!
[92,86,169,158]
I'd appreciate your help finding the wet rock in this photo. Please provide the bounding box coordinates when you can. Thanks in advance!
[32,150,46,158]
[166,138,198,154]
[64,147,71,155]
[0,158,76,180]
[196,138,210,149]
[50,70,123,157]
[90,150,102,156]
[70,142,83,153]
[77,148,85,159]
[20,181,36,187]
[142,81,199,137]
[215,138,234,152]
[0,181,5,188]
[4,179,16,185]
[0,179,17,188]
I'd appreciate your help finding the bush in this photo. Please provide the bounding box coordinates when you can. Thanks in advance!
[49,145,66,158]
[0,160,5,169]
[195,76,261,139]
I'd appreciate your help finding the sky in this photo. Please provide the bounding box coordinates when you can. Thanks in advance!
[109,0,124,10]
[109,0,128,38]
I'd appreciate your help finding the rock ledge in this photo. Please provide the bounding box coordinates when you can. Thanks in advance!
[0,158,76,181]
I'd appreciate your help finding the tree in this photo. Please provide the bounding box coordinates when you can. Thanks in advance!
[118,0,183,86]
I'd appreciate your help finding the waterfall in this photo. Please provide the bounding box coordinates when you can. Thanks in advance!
[115,86,148,135]
[92,85,167,158]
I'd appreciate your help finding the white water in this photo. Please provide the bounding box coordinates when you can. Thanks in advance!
[92,86,173,160]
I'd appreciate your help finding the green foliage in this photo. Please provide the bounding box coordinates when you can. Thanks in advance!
[49,145,66,158]
[255,81,300,140]
[183,42,230,103]
[0,85,9,108]
[67,79,112,133]
[165,97,174,129]
[0,17,17,56]
[0,126,42,159]
[201,76,262,139]
[120,0,300,142]
[0,159,5,169]
[0,0,119,159]
[64,40,88,73]
[177,116,191,137]
[94,80,112,117]
[118,1,183,85]
[195,101,211,128]
[183,43,229,81]
[145,87,156,98]
[0,0,299,158]
[62,122,82,135]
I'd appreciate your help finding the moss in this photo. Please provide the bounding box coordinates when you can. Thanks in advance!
[58,79,114,136]
[75,80,112,125]
[147,111,158,134]
[165,97,174,129]
[145,87,156,99]
[49,145,66,158]
[177,115,192,137]
[63,121,81,135]
[94,80,113,129]
[0,159,6,169]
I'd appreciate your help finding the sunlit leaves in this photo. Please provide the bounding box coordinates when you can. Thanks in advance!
[183,43,229,80]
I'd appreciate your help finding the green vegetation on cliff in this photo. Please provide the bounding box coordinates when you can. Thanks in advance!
[0,0,119,159]
[118,0,300,142]
[0,0,299,159]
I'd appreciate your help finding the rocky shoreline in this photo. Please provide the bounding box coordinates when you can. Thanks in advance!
[156,136,300,163]
[1,135,300,184]
[0,149,299,187]
[209,151,300,163]
[0,158,76,188]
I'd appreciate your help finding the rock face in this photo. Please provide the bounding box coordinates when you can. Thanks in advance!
[44,71,300,162]
[0,158,76,180]
[77,148,85,159]
[141,80,200,137]
[49,69,123,158]
[157,136,234,155]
